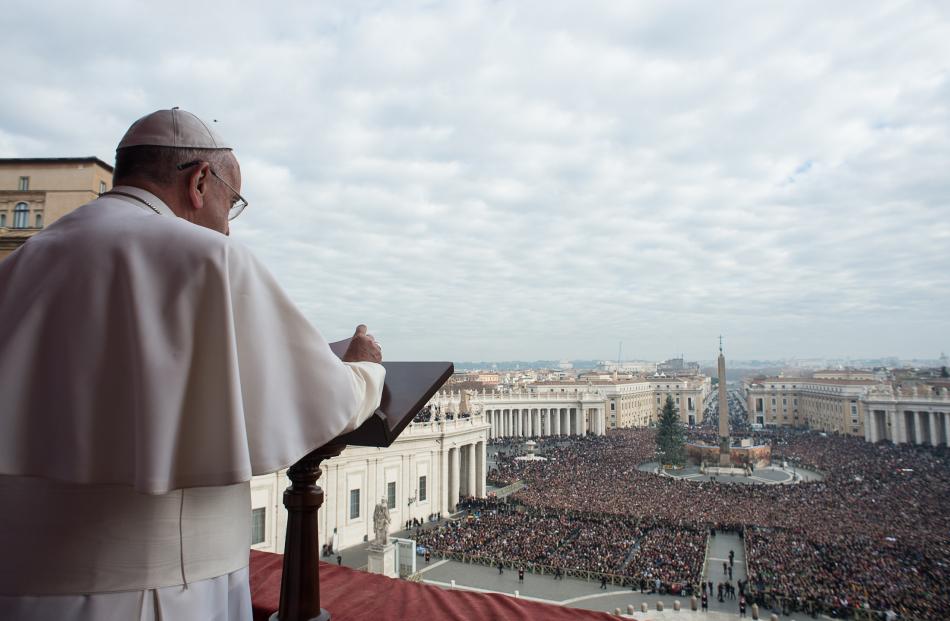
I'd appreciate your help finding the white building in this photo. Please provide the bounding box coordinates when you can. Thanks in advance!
[250,412,490,553]
[864,383,950,446]
[429,375,711,438]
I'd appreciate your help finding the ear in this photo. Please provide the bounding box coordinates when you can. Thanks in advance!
[185,162,212,211]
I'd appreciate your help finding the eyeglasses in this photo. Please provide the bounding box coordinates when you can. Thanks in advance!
[177,160,248,221]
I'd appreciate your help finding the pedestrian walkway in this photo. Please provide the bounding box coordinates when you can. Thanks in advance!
[703,531,747,608]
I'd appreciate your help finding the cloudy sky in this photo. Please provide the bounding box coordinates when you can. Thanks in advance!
[4,1,949,362]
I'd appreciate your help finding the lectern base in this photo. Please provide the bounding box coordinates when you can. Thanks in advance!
[270,609,330,621]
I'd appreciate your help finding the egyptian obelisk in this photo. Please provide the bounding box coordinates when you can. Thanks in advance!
[718,336,731,465]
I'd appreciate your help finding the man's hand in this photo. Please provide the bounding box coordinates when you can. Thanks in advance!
[342,324,382,363]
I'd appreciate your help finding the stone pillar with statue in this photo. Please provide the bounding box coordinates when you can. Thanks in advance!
[367,498,397,578]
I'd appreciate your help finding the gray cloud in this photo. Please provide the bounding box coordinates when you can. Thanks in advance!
[3,0,949,362]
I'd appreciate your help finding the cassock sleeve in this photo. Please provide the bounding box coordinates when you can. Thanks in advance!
[223,242,386,478]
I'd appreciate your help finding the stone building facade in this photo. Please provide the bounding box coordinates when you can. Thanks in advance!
[429,375,711,438]
[0,157,113,260]
[250,413,489,553]
[744,376,950,445]
[863,383,950,446]
[744,378,875,435]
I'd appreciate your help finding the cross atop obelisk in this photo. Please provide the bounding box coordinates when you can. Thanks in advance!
[717,337,730,464]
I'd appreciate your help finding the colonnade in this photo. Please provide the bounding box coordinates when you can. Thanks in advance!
[443,440,486,513]
[866,408,950,446]
[483,406,606,439]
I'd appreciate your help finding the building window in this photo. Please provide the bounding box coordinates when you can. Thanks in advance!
[13,203,29,229]
[251,507,266,545]
[419,475,427,502]
[0,213,5,227]
[99,180,107,194]
[349,489,361,519]
[35,213,43,228]
[18,176,29,191]
[387,481,396,509]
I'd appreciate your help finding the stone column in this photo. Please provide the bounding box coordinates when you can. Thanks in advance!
[476,441,486,497]
[448,447,459,512]
[459,446,468,498]
[440,448,449,515]
[929,411,939,447]
[504,409,510,437]
[577,408,587,435]
[467,444,477,500]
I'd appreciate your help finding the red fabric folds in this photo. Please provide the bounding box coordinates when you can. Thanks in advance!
[250,550,619,621]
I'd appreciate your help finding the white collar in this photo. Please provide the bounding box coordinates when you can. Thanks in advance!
[103,185,176,217]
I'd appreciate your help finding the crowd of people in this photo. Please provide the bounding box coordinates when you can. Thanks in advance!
[426,428,950,619]
[416,498,705,590]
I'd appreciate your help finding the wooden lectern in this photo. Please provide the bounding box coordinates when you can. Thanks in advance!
[270,360,454,621]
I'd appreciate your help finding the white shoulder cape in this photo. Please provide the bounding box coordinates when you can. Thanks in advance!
[0,195,384,494]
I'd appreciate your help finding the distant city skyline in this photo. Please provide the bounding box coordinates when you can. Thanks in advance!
[452,353,949,371]
[4,1,949,361]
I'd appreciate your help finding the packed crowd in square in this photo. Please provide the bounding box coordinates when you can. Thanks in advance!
[417,428,949,619]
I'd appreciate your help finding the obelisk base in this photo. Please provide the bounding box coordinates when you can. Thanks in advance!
[367,543,397,578]
[719,437,731,466]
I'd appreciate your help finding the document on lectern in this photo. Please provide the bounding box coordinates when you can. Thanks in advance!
[329,338,454,448]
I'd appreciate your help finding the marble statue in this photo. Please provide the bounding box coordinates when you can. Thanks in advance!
[373,498,391,546]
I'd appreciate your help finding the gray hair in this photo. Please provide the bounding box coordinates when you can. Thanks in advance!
[113,146,232,185]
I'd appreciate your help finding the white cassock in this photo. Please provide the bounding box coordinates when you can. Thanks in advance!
[0,186,385,620]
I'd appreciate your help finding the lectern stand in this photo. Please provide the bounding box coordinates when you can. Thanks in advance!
[270,360,454,621]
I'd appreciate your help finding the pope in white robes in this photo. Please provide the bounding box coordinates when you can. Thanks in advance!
[0,108,386,620]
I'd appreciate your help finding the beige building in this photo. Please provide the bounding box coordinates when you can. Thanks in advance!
[650,376,711,427]
[745,377,878,436]
[0,157,113,260]
[744,374,950,446]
